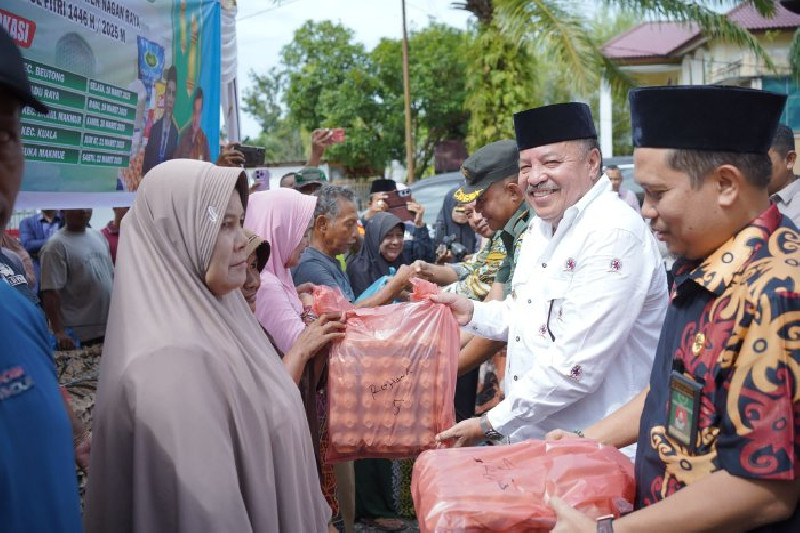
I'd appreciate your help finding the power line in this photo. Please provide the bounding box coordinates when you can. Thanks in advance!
[237,0,303,22]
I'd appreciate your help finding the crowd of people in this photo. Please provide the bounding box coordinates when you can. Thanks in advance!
[2,25,800,533]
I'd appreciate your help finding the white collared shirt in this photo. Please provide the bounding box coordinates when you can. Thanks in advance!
[467,178,668,456]
[771,178,800,227]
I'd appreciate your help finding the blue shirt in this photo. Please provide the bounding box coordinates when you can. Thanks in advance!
[292,246,355,302]
[0,282,83,532]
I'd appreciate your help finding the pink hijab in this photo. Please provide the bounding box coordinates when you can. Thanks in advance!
[244,189,316,352]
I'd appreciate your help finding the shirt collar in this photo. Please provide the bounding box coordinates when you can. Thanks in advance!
[771,177,800,206]
[308,245,341,267]
[503,202,530,236]
[685,204,782,296]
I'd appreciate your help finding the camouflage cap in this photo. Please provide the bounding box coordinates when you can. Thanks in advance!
[293,166,328,189]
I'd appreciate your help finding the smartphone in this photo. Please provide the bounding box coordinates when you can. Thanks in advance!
[384,189,414,222]
[330,127,346,143]
[239,145,265,168]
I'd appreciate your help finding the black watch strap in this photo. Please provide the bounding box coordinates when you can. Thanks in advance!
[479,414,503,440]
[596,514,614,533]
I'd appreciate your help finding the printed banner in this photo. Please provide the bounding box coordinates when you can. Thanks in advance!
[4,1,221,208]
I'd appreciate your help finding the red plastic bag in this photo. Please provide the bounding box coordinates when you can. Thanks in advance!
[313,281,459,462]
[411,439,635,532]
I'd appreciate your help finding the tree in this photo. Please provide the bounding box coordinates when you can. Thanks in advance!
[243,20,470,178]
[371,22,470,179]
[456,0,780,152]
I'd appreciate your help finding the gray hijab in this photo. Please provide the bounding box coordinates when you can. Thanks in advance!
[84,159,330,532]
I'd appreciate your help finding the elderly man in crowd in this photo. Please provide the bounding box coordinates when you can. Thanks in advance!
[433,103,667,454]
[0,27,83,532]
[768,123,800,226]
[549,86,800,533]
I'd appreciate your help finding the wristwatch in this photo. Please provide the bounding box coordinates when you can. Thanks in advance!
[479,413,503,441]
[596,514,614,533]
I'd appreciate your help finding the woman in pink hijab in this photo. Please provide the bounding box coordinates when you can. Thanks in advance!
[244,188,343,528]
[245,188,319,353]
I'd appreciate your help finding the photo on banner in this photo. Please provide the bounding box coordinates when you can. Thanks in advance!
[4,0,221,208]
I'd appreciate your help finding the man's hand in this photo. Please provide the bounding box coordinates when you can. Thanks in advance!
[388,264,417,292]
[408,200,425,228]
[435,244,453,264]
[411,260,457,286]
[435,417,483,448]
[308,128,334,166]
[365,192,388,221]
[55,332,76,351]
[550,497,596,533]
[429,292,474,325]
[216,143,245,167]
[545,429,582,441]
[411,260,434,280]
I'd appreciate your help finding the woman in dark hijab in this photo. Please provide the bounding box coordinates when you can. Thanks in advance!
[434,185,478,257]
[346,212,408,299]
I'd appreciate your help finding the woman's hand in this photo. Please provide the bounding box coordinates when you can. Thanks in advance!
[283,313,346,384]
[408,200,425,228]
[293,313,346,362]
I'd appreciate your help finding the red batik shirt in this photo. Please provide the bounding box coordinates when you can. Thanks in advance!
[635,205,800,532]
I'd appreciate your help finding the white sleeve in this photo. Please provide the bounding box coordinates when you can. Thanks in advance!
[487,227,655,435]
[464,296,513,341]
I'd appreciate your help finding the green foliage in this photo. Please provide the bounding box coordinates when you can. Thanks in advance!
[244,20,470,178]
[371,22,470,179]
[464,19,537,151]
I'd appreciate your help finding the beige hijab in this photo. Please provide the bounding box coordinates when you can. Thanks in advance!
[84,159,330,533]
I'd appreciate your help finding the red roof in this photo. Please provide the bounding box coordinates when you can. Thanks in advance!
[603,21,700,60]
[728,2,800,30]
[603,2,800,61]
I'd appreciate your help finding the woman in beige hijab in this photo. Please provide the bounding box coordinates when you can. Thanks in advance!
[84,159,330,532]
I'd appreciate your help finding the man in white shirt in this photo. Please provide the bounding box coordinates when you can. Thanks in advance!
[606,164,641,215]
[767,123,800,226]
[433,102,668,455]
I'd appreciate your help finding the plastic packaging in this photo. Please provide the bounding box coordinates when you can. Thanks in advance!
[313,280,459,462]
[411,439,636,532]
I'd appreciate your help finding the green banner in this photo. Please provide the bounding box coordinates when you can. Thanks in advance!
[20,123,82,147]
[82,132,132,153]
[84,114,134,137]
[29,83,86,111]
[14,0,221,201]
[85,97,136,121]
[21,106,85,129]
[24,60,87,93]
[22,143,81,165]
[80,150,131,168]
[88,79,138,106]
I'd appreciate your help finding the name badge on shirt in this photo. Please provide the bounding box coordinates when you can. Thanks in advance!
[667,371,701,453]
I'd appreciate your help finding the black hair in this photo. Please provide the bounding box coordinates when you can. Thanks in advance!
[667,150,771,190]
[770,124,795,159]
[165,65,177,86]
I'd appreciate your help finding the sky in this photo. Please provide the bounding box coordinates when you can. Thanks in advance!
[233,0,474,138]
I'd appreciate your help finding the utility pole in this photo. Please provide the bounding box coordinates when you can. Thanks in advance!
[401,0,414,182]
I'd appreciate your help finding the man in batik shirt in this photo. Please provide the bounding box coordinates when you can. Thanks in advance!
[549,86,800,532]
